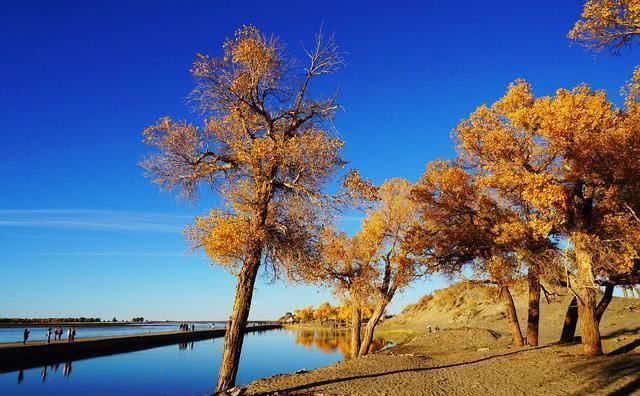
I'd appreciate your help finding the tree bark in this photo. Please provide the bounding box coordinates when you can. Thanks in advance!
[577,297,603,357]
[501,286,524,347]
[350,306,362,359]
[526,270,541,346]
[574,243,603,357]
[623,287,629,299]
[215,250,261,393]
[630,287,637,299]
[559,296,579,344]
[358,302,386,357]
[595,284,614,323]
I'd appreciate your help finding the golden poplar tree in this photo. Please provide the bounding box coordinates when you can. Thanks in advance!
[349,177,424,356]
[453,80,558,347]
[410,161,527,347]
[141,26,345,391]
[450,73,640,356]
[311,227,377,358]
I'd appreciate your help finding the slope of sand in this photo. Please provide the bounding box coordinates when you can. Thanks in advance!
[244,284,640,395]
[380,282,640,344]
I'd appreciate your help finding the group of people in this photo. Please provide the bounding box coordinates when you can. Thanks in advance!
[22,327,77,345]
[179,323,195,332]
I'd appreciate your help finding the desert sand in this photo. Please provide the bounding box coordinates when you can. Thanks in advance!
[245,285,640,395]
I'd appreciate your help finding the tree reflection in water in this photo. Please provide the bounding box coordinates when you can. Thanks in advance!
[293,329,390,358]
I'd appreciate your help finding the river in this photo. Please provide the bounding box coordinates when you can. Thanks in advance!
[0,327,390,396]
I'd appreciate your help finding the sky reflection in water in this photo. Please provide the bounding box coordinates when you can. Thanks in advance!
[0,328,389,396]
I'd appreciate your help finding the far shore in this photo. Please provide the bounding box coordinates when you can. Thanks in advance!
[0,320,224,328]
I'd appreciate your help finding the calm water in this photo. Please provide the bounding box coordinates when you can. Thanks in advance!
[0,328,390,396]
[0,323,226,343]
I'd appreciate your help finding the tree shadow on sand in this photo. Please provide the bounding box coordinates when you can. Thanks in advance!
[254,347,548,396]
[566,339,640,396]
[601,326,640,340]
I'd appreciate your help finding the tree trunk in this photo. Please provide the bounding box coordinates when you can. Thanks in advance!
[350,306,361,359]
[574,242,603,357]
[215,250,261,393]
[358,302,386,357]
[630,287,637,299]
[559,296,579,344]
[526,270,541,346]
[577,298,602,356]
[595,284,614,323]
[501,286,524,347]
[623,287,629,299]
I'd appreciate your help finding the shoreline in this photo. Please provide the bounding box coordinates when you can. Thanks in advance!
[0,320,276,329]
[245,327,640,395]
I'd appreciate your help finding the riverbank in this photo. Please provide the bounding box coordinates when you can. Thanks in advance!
[245,328,640,395]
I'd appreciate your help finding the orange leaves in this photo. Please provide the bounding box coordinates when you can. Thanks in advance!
[186,211,262,273]
[342,169,379,203]
[312,178,421,307]
[569,0,640,51]
[444,69,640,286]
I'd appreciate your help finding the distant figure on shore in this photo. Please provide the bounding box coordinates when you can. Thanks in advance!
[71,327,76,341]
[211,323,216,329]
[67,328,72,343]
[191,324,195,332]
[46,328,52,344]
[57,327,63,341]
[23,328,30,344]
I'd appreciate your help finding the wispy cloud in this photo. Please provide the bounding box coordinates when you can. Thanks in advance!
[36,251,189,257]
[0,209,192,233]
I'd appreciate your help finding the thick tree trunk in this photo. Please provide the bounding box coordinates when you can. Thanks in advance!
[577,298,602,357]
[630,287,637,299]
[559,296,579,344]
[350,306,362,359]
[501,286,524,347]
[595,284,614,323]
[526,270,541,346]
[574,243,603,357]
[623,287,629,299]
[358,302,386,357]
[559,286,613,345]
[215,251,261,393]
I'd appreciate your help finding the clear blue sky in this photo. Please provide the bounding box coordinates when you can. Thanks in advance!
[0,1,636,321]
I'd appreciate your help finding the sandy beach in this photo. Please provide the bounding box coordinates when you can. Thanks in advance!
[245,287,640,395]
[245,329,640,395]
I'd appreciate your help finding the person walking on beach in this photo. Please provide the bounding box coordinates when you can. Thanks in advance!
[46,328,52,344]
[23,328,30,345]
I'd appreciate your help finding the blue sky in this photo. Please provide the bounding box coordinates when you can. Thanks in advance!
[0,1,636,321]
